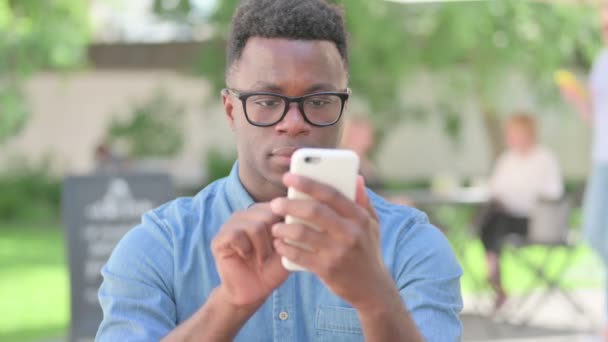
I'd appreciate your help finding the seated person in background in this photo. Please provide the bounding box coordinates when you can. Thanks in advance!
[93,142,129,174]
[479,113,564,310]
[340,116,383,190]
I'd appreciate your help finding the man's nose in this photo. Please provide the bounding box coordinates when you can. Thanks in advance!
[274,103,310,136]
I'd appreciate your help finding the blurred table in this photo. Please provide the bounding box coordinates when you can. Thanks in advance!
[383,186,490,207]
[383,186,491,306]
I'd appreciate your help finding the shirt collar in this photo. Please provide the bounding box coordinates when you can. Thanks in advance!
[224,161,255,211]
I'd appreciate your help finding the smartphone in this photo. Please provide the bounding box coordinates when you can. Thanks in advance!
[281,148,360,271]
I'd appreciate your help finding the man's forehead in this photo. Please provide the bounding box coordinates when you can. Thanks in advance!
[240,37,342,59]
[231,37,348,91]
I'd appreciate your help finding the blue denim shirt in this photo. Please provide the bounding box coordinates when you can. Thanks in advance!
[97,162,463,341]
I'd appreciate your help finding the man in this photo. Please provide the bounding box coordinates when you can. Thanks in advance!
[96,1,463,341]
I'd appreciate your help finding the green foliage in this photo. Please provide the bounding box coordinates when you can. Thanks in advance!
[0,159,61,222]
[205,147,236,184]
[0,0,90,143]
[150,0,601,157]
[196,36,229,97]
[341,0,601,140]
[412,1,599,101]
[0,223,68,341]
[0,0,90,74]
[153,0,192,20]
[106,89,185,158]
[0,85,28,143]
[181,1,599,119]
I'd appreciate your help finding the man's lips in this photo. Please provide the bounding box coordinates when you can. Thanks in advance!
[269,146,300,166]
[271,146,299,158]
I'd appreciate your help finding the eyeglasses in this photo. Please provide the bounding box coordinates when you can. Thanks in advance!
[224,88,351,127]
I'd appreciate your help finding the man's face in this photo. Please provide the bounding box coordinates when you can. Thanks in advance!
[223,37,349,197]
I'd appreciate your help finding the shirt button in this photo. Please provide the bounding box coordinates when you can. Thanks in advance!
[278,311,289,320]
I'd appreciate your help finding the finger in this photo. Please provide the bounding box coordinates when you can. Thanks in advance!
[270,198,338,231]
[231,230,254,259]
[212,229,252,259]
[246,204,284,264]
[270,198,354,242]
[244,219,275,265]
[245,203,284,224]
[282,173,357,219]
[273,238,321,272]
[353,177,380,240]
[271,222,330,252]
[355,175,378,221]
[263,251,290,279]
[213,209,276,264]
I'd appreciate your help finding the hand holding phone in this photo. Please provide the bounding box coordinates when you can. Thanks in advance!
[281,148,359,271]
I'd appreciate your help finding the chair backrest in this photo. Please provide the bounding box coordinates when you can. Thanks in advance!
[527,196,572,245]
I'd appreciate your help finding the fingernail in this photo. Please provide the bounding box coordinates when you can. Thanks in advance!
[270,198,285,213]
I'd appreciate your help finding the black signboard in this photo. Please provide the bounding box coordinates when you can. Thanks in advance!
[62,173,174,342]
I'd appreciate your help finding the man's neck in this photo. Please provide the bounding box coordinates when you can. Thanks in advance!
[238,166,287,203]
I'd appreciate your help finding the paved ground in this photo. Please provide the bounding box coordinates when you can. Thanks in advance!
[462,288,604,341]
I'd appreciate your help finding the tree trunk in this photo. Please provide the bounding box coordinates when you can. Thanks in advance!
[479,105,503,163]
[473,74,503,163]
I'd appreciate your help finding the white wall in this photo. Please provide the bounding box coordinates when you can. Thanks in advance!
[0,70,592,188]
[376,71,591,182]
[0,71,235,186]
[377,111,591,182]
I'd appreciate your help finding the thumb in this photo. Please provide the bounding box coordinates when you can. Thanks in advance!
[355,175,378,221]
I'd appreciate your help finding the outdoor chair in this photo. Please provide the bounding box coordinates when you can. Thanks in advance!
[501,195,595,327]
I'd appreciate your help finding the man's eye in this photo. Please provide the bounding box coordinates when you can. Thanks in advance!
[254,99,281,107]
[306,98,331,107]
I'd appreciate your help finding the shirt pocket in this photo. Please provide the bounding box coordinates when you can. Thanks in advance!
[315,305,364,342]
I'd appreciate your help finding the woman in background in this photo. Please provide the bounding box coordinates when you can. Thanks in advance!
[479,114,563,310]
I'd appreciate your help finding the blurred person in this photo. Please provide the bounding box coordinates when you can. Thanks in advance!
[93,141,131,174]
[478,113,563,310]
[95,1,463,341]
[340,117,415,206]
[560,2,608,338]
[94,143,112,171]
[340,116,383,190]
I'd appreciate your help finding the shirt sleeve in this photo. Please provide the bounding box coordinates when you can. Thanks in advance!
[394,215,463,342]
[96,211,176,341]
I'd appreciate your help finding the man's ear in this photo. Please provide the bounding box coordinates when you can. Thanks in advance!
[222,90,236,131]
